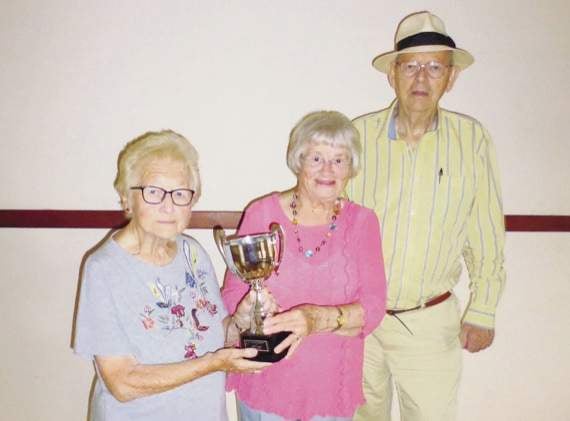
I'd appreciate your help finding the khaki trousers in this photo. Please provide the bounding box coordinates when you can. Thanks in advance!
[354,295,462,421]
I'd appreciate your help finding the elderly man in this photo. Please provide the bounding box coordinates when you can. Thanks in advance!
[348,11,506,421]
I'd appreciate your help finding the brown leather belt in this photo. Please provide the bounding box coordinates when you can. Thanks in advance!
[386,291,452,315]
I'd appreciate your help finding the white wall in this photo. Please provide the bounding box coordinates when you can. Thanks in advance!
[1,1,569,420]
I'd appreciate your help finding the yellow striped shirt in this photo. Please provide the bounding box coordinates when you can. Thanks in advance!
[348,101,505,329]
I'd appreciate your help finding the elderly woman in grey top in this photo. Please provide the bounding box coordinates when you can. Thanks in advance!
[74,130,269,421]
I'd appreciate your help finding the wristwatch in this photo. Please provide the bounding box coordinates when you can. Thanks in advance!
[332,306,345,332]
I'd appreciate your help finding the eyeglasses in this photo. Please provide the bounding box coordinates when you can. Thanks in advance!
[130,186,195,206]
[303,152,350,170]
[396,60,451,79]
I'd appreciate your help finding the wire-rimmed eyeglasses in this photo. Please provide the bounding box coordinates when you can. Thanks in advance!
[302,152,350,170]
[396,60,451,79]
[130,185,195,206]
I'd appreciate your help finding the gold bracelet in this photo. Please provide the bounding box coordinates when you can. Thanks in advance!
[332,306,345,332]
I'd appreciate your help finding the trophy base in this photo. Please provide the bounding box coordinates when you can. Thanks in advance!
[240,331,291,363]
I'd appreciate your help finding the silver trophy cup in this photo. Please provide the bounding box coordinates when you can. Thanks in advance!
[214,223,289,362]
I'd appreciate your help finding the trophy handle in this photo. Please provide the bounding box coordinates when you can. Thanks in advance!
[213,227,237,275]
[269,222,285,274]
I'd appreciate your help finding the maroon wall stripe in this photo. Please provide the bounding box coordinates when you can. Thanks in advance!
[0,210,241,229]
[0,210,569,232]
[503,215,570,232]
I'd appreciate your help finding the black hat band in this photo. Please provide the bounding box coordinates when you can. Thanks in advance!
[396,31,456,51]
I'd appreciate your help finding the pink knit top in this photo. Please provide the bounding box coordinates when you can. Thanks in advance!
[222,193,387,420]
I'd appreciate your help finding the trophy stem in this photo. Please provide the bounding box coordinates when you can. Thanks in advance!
[250,279,265,335]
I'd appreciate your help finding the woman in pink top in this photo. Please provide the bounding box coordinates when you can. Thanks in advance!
[222,111,387,421]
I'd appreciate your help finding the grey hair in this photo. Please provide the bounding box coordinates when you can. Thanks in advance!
[286,110,361,176]
[114,130,201,208]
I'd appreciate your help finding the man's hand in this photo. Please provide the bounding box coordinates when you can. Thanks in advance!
[460,323,495,353]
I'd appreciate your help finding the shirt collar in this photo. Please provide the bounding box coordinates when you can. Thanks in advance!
[388,101,440,141]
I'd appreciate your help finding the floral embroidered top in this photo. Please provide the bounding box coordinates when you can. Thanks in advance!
[74,234,228,421]
[222,193,387,421]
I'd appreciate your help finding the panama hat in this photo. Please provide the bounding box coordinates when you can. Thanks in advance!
[372,11,474,73]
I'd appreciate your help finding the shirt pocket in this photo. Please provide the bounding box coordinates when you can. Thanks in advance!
[434,175,469,226]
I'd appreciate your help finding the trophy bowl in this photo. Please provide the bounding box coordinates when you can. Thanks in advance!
[214,223,289,362]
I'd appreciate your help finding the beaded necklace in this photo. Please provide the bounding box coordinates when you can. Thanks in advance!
[289,192,341,258]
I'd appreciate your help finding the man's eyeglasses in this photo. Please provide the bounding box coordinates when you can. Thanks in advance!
[130,186,195,206]
[396,60,451,79]
[303,152,350,170]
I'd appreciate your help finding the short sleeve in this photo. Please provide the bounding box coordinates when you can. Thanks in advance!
[73,257,134,360]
